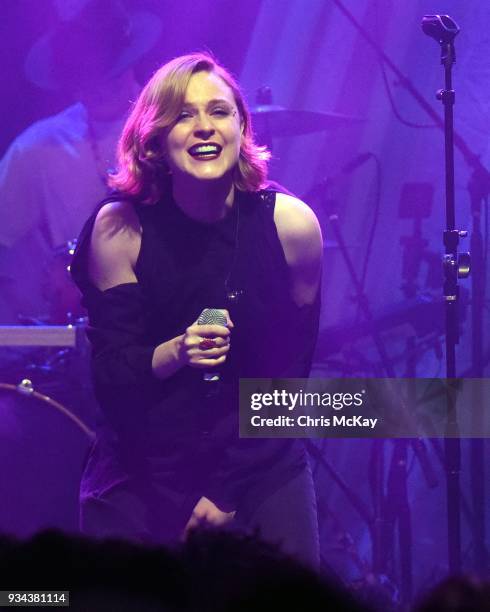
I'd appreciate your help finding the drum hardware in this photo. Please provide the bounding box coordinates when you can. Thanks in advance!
[45,238,86,325]
[23,347,76,382]
[307,439,400,607]
[316,336,442,380]
[316,205,442,601]
[302,153,378,258]
[250,86,363,153]
[251,104,364,138]
[0,320,94,432]
[0,379,94,440]
[0,375,94,537]
[399,181,437,300]
[0,325,77,347]
[316,294,444,362]
[0,323,85,383]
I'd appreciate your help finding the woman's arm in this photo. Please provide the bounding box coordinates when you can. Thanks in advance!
[273,192,323,306]
[270,192,323,377]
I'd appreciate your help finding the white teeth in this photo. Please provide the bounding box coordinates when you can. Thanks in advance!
[190,144,220,155]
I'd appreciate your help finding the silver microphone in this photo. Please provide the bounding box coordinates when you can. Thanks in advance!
[197,308,228,382]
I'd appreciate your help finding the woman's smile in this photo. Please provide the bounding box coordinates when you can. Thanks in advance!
[187,141,223,160]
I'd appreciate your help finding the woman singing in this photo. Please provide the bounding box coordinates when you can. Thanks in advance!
[71,52,323,567]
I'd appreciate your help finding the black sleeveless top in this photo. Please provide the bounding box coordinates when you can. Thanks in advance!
[71,189,319,509]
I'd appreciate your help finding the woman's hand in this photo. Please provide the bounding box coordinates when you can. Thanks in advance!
[179,310,234,370]
[182,496,236,539]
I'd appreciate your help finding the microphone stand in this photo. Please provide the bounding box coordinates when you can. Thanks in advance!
[331,0,484,574]
[422,15,472,576]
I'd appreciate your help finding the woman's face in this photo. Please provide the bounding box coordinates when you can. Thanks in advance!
[164,70,243,184]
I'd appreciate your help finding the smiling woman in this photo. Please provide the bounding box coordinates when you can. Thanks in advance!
[164,71,243,192]
[70,52,323,568]
[109,53,269,206]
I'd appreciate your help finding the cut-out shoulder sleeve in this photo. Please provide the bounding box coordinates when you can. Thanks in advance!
[280,289,321,377]
[85,283,155,387]
[70,201,156,425]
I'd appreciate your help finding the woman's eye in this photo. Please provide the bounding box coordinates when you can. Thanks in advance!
[211,108,231,117]
[177,111,193,121]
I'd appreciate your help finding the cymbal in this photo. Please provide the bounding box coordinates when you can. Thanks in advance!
[250,105,363,138]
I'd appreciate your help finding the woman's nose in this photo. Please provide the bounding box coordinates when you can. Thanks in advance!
[193,111,215,134]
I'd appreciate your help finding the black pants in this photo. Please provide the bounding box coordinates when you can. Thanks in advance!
[80,460,320,569]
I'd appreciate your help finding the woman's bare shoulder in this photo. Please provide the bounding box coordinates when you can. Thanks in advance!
[92,199,141,241]
[89,200,142,290]
[273,191,323,263]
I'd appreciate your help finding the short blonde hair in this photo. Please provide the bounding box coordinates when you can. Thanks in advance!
[109,52,270,203]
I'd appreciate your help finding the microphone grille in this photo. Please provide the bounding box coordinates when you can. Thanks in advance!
[197,308,227,326]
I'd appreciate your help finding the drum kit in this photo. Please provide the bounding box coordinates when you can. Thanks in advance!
[0,238,95,537]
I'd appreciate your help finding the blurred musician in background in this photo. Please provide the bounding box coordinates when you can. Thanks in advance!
[0,0,160,323]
